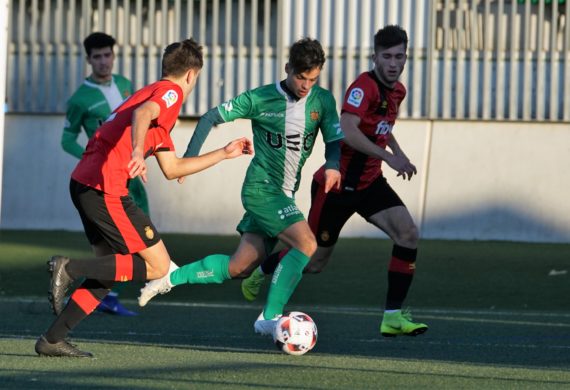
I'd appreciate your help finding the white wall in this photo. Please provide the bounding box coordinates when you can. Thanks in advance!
[2,114,569,243]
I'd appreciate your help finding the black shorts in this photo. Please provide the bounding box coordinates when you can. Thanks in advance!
[69,179,160,254]
[308,176,405,247]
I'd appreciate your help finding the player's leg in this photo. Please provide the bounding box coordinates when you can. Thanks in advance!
[92,241,137,316]
[368,206,419,310]
[241,247,287,302]
[304,245,335,273]
[138,232,268,306]
[37,181,172,357]
[303,179,353,274]
[254,220,316,335]
[40,240,170,357]
[360,177,427,336]
[36,278,114,357]
[48,183,166,315]
[171,232,266,284]
[241,178,351,300]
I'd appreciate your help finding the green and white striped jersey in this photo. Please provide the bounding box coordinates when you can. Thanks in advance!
[62,74,132,159]
[218,82,343,193]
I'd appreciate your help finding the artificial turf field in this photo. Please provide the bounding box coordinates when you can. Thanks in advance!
[0,230,569,389]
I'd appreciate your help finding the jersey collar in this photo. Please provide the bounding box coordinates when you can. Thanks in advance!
[276,80,311,102]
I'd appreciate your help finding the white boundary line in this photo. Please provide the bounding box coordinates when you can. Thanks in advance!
[3,297,570,319]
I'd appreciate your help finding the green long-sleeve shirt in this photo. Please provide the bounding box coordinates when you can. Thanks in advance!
[61,75,132,159]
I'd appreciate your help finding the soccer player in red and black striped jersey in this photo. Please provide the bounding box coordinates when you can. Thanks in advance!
[35,38,252,358]
[242,25,428,337]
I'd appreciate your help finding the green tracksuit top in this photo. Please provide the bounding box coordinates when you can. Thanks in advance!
[62,74,133,159]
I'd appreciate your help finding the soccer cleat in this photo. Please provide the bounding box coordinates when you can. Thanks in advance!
[35,335,93,358]
[138,261,178,307]
[254,311,281,336]
[241,268,266,302]
[96,294,138,316]
[380,310,428,337]
[47,255,74,316]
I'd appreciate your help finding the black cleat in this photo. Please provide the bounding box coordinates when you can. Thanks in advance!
[47,255,74,316]
[35,335,93,358]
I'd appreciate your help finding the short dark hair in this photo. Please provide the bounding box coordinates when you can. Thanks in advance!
[287,37,326,74]
[161,38,204,77]
[374,25,408,52]
[83,32,116,56]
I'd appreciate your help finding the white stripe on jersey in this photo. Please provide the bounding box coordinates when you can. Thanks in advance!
[282,94,308,192]
[84,77,124,111]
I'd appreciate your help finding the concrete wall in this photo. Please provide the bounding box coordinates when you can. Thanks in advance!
[2,114,569,243]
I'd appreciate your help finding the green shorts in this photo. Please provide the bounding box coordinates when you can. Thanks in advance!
[237,182,306,241]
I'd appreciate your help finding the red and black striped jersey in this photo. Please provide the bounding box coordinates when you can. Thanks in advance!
[72,80,181,196]
[314,71,406,191]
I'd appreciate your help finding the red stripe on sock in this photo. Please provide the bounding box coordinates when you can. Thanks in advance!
[115,254,133,282]
[104,195,145,253]
[389,257,416,275]
[71,288,100,314]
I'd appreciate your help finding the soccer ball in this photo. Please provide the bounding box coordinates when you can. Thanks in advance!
[273,311,318,356]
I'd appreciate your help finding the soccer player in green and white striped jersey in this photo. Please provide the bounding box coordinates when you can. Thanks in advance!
[138,38,343,335]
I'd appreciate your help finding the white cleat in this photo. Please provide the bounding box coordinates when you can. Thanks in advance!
[254,311,281,336]
[138,261,179,307]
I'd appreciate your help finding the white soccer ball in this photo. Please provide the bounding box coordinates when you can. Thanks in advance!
[273,311,318,356]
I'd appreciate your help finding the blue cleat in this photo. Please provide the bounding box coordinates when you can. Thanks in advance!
[97,293,138,316]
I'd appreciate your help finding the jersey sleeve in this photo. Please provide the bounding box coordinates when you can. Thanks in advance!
[146,127,175,154]
[216,90,254,122]
[149,85,184,132]
[341,76,377,117]
[61,99,85,159]
[319,92,344,143]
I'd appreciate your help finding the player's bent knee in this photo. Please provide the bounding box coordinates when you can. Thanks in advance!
[395,224,419,247]
[228,261,256,279]
[304,237,318,258]
[150,263,170,279]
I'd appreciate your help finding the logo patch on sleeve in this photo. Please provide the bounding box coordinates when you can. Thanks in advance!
[346,88,364,108]
[162,90,179,108]
[221,100,233,112]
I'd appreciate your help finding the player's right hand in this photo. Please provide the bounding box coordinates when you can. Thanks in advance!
[224,137,254,159]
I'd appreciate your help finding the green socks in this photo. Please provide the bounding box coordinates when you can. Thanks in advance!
[170,254,231,285]
[166,247,309,320]
[263,248,310,319]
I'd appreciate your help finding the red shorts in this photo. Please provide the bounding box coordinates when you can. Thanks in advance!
[69,179,160,254]
[308,175,405,247]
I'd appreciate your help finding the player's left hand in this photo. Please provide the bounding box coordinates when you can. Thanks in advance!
[396,160,417,181]
[323,169,341,193]
[224,137,254,159]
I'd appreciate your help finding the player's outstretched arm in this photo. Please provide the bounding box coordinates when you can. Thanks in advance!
[156,137,252,180]
[183,108,226,158]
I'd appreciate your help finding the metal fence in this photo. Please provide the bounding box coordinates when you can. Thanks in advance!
[5,0,570,120]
